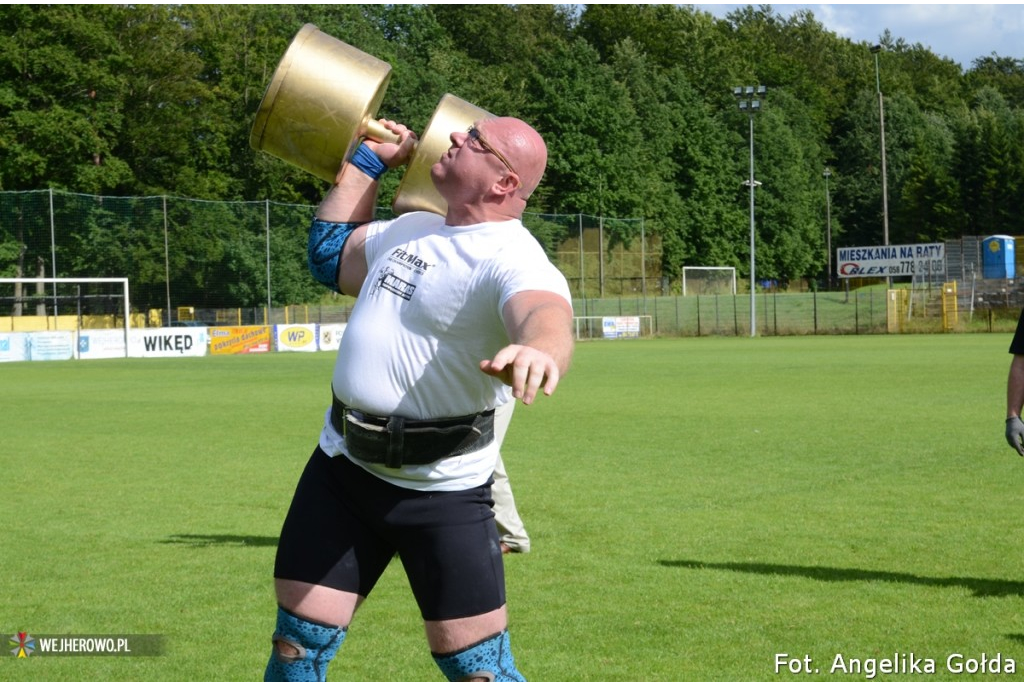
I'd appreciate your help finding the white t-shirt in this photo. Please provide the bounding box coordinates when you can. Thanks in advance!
[318,212,572,491]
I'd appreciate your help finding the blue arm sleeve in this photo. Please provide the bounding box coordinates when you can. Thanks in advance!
[308,218,359,293]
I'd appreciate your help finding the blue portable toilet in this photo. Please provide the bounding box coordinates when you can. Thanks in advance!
[982,235,1015,279]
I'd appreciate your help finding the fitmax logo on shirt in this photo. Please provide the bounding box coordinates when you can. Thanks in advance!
[389,248,433,274]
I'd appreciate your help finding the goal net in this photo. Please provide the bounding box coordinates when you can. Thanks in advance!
[682,266,737,296]
[0,277,131,359]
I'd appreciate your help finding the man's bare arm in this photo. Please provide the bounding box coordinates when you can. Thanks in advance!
[313,121,416,295]
[480,290,574,404]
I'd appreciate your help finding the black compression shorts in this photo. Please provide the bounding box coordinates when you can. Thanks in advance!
[273,446,506,621]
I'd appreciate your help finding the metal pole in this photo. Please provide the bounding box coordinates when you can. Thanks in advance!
[578,213,585,308]
[640,217,647,297]
[265,199,272,315]
[873,46,891,286]
[734,85,765,336]
[49,187,58,318]
[163,195,171,323]
[878,85,889,248]
[824,168,832,291]
[748,113,756,338]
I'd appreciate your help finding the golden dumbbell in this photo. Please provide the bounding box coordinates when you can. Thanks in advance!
[250,23,490,216]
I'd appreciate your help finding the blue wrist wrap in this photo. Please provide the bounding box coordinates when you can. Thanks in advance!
[308,218,359,293]
[350,143,388,180]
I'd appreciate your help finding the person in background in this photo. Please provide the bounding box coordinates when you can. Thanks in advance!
[492,402,531,554]
[1005,308,1024,455]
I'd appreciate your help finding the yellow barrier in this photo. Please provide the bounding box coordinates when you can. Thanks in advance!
[0,313,147,332]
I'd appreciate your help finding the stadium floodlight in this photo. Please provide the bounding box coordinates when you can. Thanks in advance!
[733,84,767,337]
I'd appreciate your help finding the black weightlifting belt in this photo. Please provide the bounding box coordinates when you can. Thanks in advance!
[330,395,495,469]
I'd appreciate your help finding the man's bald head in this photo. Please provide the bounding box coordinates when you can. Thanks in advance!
[480,117,547,199]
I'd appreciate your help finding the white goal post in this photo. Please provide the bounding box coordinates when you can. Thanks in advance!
[0,278,132,357]
[682,266,737,296]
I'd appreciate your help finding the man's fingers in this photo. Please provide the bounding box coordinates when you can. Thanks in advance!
[480,347,560,404]
[541,364,561,396]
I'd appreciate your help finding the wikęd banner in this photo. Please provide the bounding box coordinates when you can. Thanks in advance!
[836,243,945,279]
[127,328,208,358]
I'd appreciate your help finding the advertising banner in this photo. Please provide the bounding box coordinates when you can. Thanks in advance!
[602,316,640,339]
[274,324,318,353]
[77,329,127,360]
[127,328,208,358]
[837,243,945,279]
[28,331,75,361]
[318,324,347,352]
[209,326,272,355]
[0,332,29,363]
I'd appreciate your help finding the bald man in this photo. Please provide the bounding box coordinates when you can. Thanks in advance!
[264,116,574,682]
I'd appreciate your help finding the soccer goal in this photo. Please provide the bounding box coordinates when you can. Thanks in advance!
[682,266,737,296]
[0,277,131,359]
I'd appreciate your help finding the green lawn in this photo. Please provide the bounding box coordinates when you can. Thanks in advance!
[2,334,1023,681]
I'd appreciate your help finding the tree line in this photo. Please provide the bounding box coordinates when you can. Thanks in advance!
[2,4,1023,296]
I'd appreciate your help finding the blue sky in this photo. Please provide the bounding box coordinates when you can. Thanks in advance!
[695,3,1024,68]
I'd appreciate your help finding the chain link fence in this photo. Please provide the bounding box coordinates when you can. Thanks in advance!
[2,189,1021,335]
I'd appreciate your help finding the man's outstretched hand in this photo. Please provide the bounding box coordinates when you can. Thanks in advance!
[480,344,562,405]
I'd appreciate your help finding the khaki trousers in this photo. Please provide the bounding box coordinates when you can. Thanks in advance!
[491,401,530,553]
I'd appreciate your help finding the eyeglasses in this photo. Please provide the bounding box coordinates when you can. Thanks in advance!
[467,126,521,187]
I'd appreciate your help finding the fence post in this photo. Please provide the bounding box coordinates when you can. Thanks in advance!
[48,187,57,315]
[577,214,585,316]
[641,218,646,297]
[266,199,272,312]
[163,195,171,322]
[772,290,778,335]
[813,290,818,334]
[855,292,860,334]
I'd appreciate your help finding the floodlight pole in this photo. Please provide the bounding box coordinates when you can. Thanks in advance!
[824,168,832,290]
[872,45,891,287]
[734,85,765,337]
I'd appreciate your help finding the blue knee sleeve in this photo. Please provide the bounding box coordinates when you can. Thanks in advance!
[308,218,359,293]
[264,606,346,682]
[433,630,525,682]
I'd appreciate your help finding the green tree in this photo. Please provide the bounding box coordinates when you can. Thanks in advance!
[749,89,828,285]
[0,5,133,192]
[521,37,645,222]
[894,110,962,242]
[952,87,1024,237]
[966,55,1024,108]
[576,4,737,101]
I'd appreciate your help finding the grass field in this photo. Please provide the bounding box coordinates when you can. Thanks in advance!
[2,334,1024,682]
